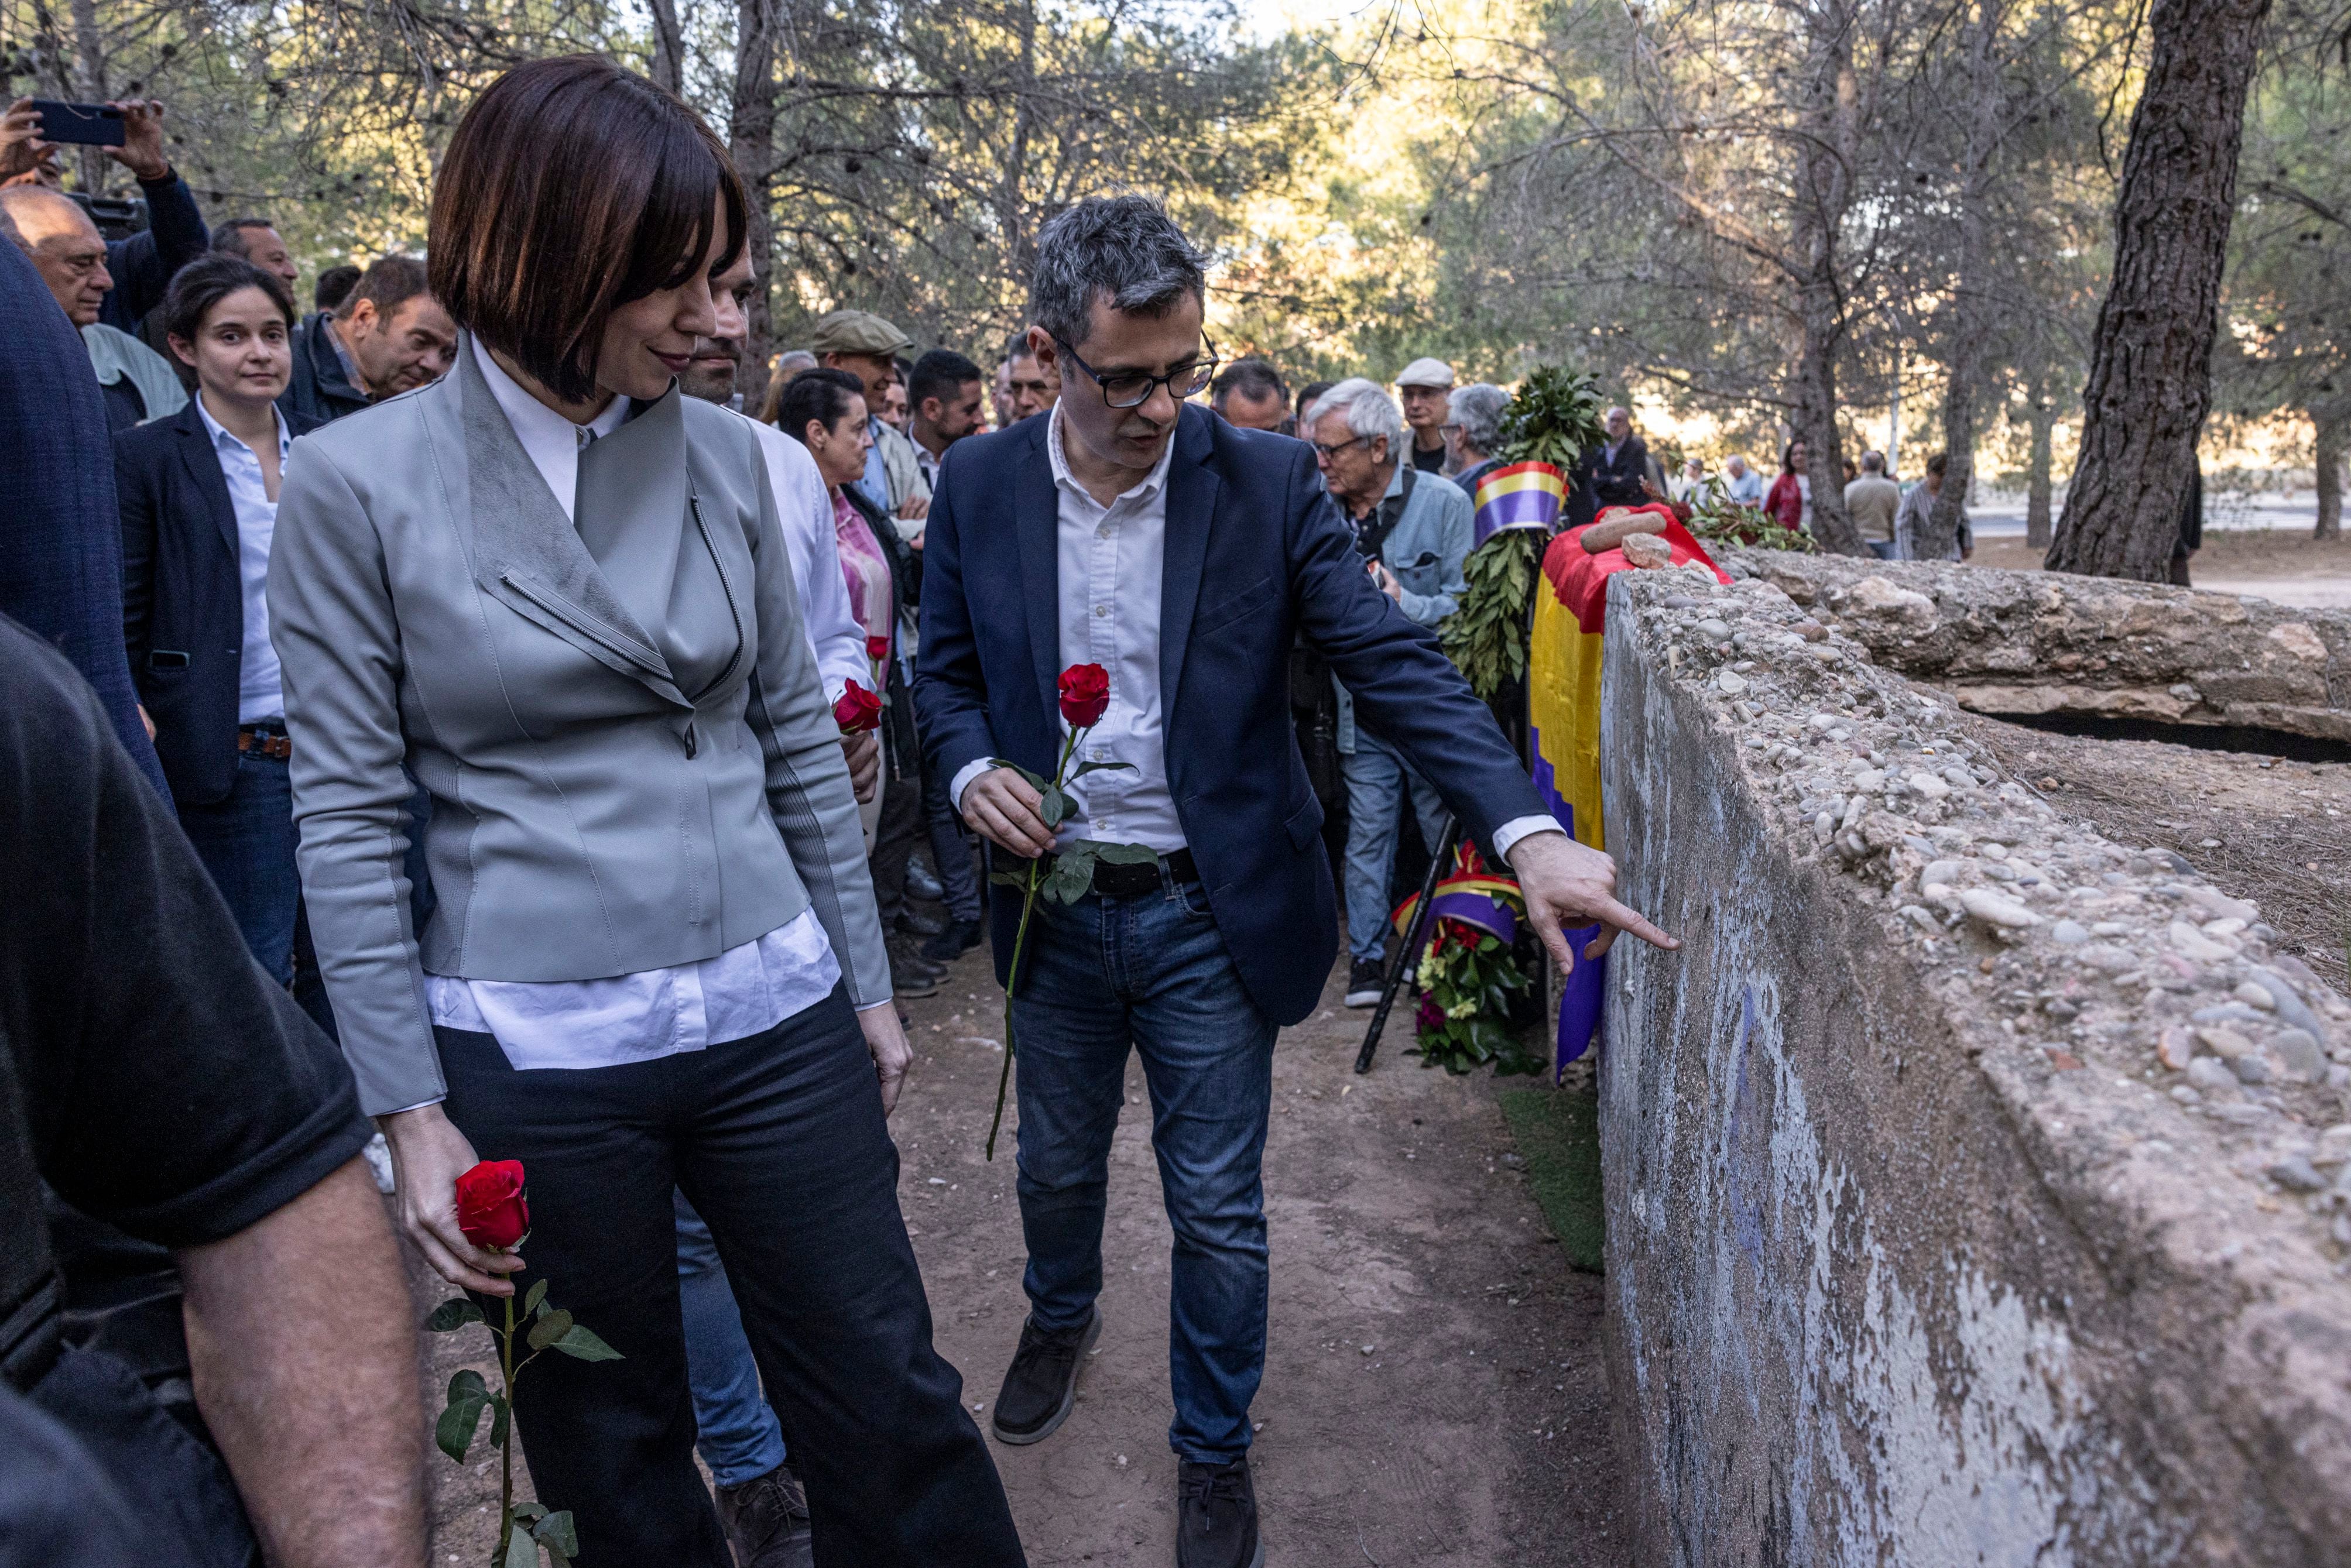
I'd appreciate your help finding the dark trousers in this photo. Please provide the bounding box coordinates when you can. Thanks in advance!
[175,749,300,985]
[437,989,1024,1568]
[871,766,926,929]
[923,753,983,924]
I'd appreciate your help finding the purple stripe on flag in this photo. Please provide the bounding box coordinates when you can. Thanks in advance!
[1473,486,1565,545]
[1430,889,1517,945]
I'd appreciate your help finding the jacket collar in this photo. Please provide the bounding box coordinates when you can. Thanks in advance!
[453,333,693,711]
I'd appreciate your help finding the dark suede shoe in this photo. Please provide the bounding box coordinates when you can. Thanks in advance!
[989,1308,1100,1445]
[896,907,948,937]
[1176,1457,1263,1568]
[714,1464,814,1568]
[920,918,985,962]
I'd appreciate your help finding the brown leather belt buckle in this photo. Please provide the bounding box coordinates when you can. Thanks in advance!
[237,728,292,760]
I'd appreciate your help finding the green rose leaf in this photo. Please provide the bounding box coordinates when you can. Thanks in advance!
[434,1371,489,1463]
[988,867,1030,888]
[1068,759,1136,779]
[523,1279,549,1317]
[551,1323,623,1363]
[531,1510,581,1558]
[503,1524,540,1568]
[425,1298,484,1333]
[488,1392,510,1450]
[513,1503,546,1526]
[526,1308,574,1352]
[1037,784,1072,829]
[1086,840,1159,866]
[988,758,1050,794]
[1043,846,1096,905]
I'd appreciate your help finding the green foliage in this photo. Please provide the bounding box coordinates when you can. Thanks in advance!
[1493,365,1609,469]
[1440,530,1546,703]
[1684,496,1818,553]
[426,1298,485,1333]
[1410,922,1541,1076]
[436,1370,491,1463]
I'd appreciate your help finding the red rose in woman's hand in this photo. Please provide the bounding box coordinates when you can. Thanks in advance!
[454,1159,530,1250]
[1058,664,1110,729]
[865,634,890,665]
[834,680,883,734]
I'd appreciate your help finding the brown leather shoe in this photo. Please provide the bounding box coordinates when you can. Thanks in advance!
[714,1464,814,1568]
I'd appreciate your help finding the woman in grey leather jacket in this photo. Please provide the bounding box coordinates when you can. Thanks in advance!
[266,56,1023,1567]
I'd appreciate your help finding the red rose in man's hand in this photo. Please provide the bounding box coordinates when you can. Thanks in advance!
[834,680,883,733]
[454,1159,530,1250]
[1058,664,1110,729]
[865,634,890,665]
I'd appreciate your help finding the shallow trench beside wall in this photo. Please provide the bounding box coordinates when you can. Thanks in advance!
[1595,565,2351,1567]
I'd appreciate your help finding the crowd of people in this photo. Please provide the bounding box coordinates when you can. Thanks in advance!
[0,64,1684,1568]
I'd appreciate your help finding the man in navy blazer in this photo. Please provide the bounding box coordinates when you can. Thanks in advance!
[914,195,1673,1568]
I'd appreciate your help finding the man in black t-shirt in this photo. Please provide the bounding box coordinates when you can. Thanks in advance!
[0,615,424,1567]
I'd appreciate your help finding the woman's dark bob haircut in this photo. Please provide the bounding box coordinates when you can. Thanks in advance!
[163,253,296,347]
[430,55,747,404]
[775,367,868,447]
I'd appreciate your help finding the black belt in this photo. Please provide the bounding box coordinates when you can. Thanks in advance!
[1068,846,1197,900]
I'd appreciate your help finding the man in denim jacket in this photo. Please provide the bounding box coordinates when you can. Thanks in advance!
[1304,377,1475,1005]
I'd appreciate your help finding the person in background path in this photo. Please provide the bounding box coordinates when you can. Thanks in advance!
[1765,437,1812,536]
[0,618,426,1568]
[904,348,993,962]
[1845,449,1901,558]
[209,217,298,292]
[1310,376,1473,1007]
[1722,451,1763,507]
[1005,332,1062,422]
[279,254,457,424]
[1446,382,1510,503]
[116,255,324,1010]
[2,186,189,431]
[1295,379,1335,447]
[0,211,169,798]
[992,353,1018,430]
[0,97,208,334]
[311,264,359,317]
[1394,357,1455,474]
[1893,451,1973,561]
[782,368,947,1001]
[1670,456,1718,508]
[811,310,933,529]
[916,195,1675,1568]
[1210,358,1289,433]
[879,377,909,431]
[676,248,885,1568]
[1574,404,1649,526]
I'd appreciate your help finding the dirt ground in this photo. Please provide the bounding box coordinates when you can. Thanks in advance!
[1976,526,2351,605]
[1961,716,2351,991]
[412,949,1627,1567]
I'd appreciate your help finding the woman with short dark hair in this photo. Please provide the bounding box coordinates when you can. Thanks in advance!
[268,56,1022,1566]
[118,253,320,994]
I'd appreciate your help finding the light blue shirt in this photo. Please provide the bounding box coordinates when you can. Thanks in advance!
[194,396,292,722]
[855,416,892,513]
[1723,466,1765,506]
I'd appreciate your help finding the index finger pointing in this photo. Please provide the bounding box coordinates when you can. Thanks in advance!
[1597,897,1677,951]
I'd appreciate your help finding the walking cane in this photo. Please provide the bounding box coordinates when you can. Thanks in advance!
[1355,813,1461,1075]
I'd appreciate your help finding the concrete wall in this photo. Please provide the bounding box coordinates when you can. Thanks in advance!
[1595,564,2351,1566]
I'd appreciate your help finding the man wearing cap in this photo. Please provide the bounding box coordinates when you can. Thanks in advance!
[811,308,933,529]
[1394,357,1455,475]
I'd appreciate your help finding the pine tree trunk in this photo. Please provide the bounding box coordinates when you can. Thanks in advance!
[2026,389,2055,550]
[67,0,109,194]
[648,0,687,95]
[1924,0,2004,562]
[2045,0,2273,579]
[1788,6,1865,556]
[728,0,779,416]
[2318,407,2345,541]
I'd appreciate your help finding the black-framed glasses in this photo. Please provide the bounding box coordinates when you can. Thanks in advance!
[1054,335,1221,410]
[1309,434,1372,462]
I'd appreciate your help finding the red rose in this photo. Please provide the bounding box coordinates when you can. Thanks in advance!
[454,1159,530,1251]
[834,680,883,734]
[865,634,891,665]
[1058,664,1110,729]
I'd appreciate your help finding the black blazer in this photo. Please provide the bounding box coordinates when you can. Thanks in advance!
[117,399,323,805]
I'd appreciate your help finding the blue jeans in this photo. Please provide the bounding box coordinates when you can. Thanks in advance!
[1865,538,1899,560]
[176,747,300,984]
[674,1192,788,1489]
[1340,732,1449,964]
[1012,869,1277,1463]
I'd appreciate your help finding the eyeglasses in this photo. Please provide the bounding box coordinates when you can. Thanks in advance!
[1054,336,1221,411]
[1309,434,1372,462]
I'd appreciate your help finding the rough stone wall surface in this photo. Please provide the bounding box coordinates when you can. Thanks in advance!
[1732,551,2351,742]
[1596,564,2351,1567]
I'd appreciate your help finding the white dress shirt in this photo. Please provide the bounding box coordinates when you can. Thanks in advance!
[420,341,851,1079]
[194,396,292,722]
[952,403,1565,864]
[735,410,868,704]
